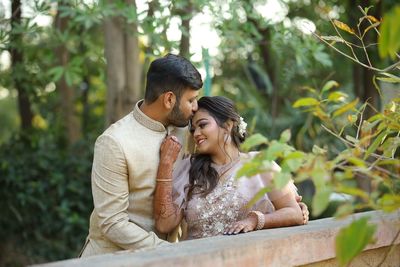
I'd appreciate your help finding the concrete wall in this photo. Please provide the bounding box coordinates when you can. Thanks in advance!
[33,210,400,267]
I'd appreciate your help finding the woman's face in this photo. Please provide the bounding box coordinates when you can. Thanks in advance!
[191,109,226,155]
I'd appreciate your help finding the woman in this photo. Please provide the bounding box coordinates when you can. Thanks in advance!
[153,96,306,239]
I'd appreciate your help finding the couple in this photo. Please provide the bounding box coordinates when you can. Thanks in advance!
[80,54,308,257]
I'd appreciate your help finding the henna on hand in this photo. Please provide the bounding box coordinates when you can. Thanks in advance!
[153,136,183,229]
[154,182,179,220]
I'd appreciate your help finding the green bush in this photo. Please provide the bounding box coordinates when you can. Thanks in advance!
[0,130,94,265]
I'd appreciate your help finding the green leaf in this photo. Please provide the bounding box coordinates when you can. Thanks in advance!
[240,133,268,152]
[312,188,331,217]
[281,151,305,172]
[246,187,272,208]
[336,217,376,266]
[364,131,387,160]
[279,129,291,143]
[312,145,327,155]
[346,157,366,168]
[321,80,339,94]
[327,91,348,102]
[274,172,292,189]
[378,194,400,212]
[376,77,400,83]
[235,160,263,179]
[265,141,294,160]
[334,203,354,219]
[320,35,345,43]
[333,20,355,35]
[333,98,359,118]
[48,66,64,82]
[293,97,320,108]
[378,6,400,59]
[336,185,368,200]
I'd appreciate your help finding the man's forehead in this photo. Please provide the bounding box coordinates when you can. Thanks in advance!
[182,88,199,98]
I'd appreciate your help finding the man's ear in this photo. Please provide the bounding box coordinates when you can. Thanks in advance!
[162,91,176,110]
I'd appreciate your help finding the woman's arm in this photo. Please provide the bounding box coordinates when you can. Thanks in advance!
[224,190,303,235]
[153,136,184,234]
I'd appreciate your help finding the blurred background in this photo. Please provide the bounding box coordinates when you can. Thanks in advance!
[0,0,398,266]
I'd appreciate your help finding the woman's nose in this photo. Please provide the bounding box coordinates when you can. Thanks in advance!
[193,127,200,137]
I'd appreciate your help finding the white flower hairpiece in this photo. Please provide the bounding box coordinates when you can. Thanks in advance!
[238,117,247,137]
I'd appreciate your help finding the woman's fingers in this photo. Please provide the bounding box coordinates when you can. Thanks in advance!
[224,220,255,235]
[299,202,309,224]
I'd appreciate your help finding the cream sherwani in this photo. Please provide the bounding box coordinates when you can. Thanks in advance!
[80,100,190,257]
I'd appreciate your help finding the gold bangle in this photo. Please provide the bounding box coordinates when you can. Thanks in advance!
[156,179,173,182]
[249,210,265,230]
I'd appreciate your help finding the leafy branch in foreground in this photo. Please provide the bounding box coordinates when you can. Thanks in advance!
[238,5,400,266]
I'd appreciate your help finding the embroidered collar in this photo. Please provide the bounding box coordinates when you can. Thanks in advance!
[132,100,167,132]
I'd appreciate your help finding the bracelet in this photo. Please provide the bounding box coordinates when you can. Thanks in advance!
[156,179,173,182]
[249,210,265,230]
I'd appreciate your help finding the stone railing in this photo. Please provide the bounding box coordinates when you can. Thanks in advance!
[33,210,400,267]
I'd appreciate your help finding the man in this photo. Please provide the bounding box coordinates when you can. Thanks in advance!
[80,54,203,257]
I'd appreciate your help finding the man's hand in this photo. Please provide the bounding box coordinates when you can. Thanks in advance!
[295,195,309,225]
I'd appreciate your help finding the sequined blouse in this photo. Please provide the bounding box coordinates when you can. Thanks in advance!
[172,152,295,240]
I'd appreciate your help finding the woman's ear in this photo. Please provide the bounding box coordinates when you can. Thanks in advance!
[162,91,176,110]
[225,120,234,134]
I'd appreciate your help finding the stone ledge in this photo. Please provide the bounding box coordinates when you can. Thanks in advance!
[33,210,400,267]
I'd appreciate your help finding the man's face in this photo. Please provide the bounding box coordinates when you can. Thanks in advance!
[167,88,199,127]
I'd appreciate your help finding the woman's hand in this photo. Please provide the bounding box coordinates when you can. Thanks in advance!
[295,195,310,225]
[224,215,258,235]
[159,135,182,168]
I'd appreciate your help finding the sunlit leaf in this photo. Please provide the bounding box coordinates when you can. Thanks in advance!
[321,80,339,93]
[336,185,368,200]
[312,188,331,217]
[320,35,345,43]
[312,145,327,155]
[378,6,400,59]
[364,131,387,159]
[378,194,400,212]
[279,129,291,143]
[333,98,359,118]
[333,20,355,35]
[347,114,357,123]
[240,133,268,152]
[336,217,376,266]
[274,172,292,189]
[246,187,272,208]
[376,77,400,83]
[235,160,263,179]
[328,91,348,102]
[293,97,320,108]
[363,22,380,37]
[334,203,354,219]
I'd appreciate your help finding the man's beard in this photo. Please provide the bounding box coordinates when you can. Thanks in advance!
[168,103,190,127]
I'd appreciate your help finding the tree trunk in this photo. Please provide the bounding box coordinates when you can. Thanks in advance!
[10,0,33,130]
[55,3,81,145]
[104,0,141,126]
[178,2,192,59]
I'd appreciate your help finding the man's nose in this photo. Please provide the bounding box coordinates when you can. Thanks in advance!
[192,100,198,112]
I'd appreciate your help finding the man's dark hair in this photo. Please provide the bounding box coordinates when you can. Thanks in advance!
[144,53,203,103]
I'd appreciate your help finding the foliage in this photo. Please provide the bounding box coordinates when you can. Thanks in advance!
[238,5,400,266]
[0,130,94,264]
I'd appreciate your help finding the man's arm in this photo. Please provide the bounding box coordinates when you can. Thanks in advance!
[91,134,165,250]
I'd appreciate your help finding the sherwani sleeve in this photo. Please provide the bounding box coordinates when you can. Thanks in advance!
[91,134,165,250]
